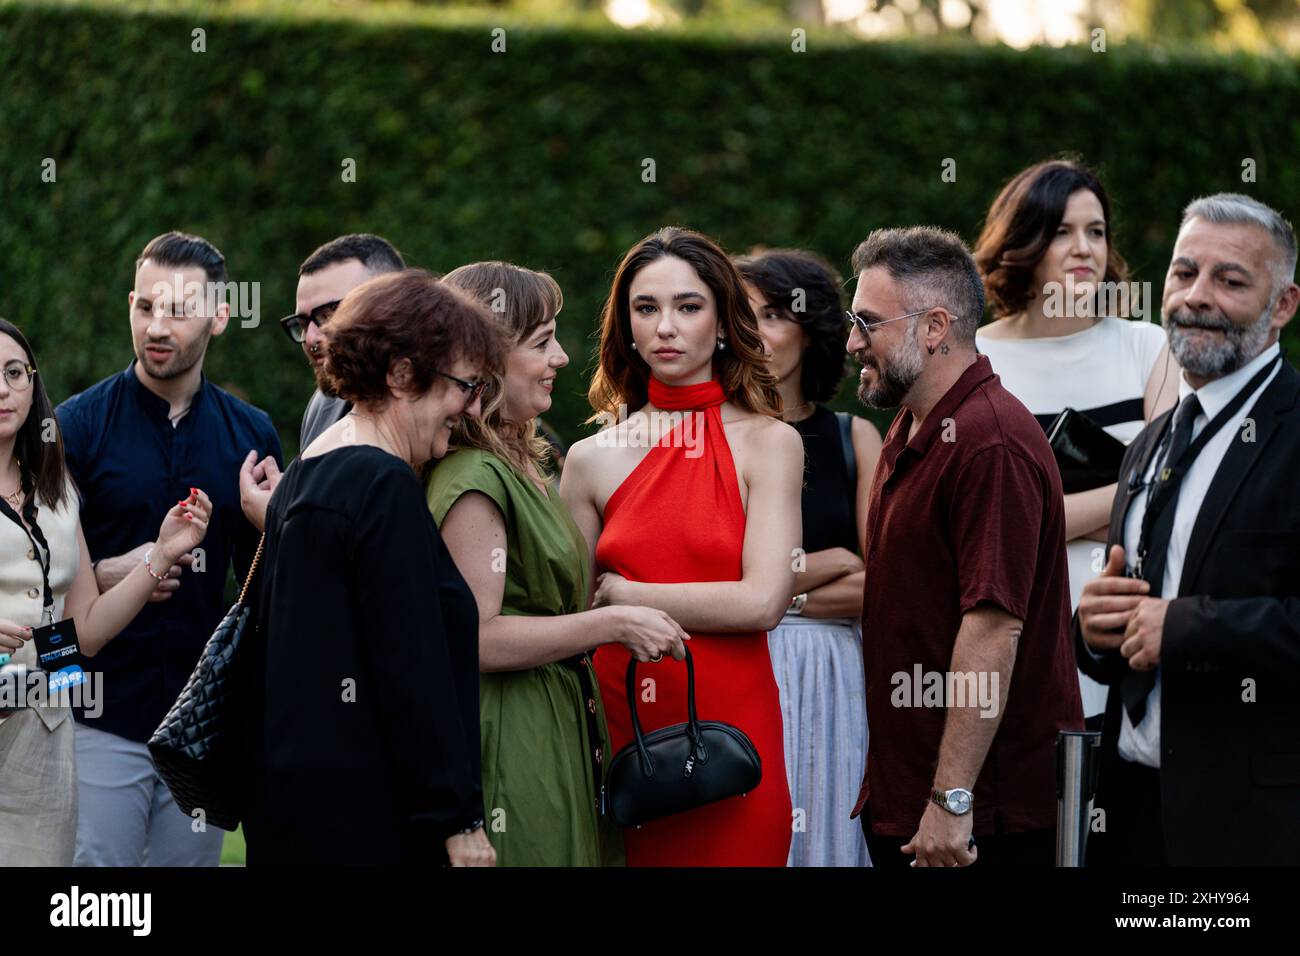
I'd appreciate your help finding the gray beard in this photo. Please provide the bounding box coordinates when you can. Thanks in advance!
[1164,303,1273,380]
[857,324,924,410]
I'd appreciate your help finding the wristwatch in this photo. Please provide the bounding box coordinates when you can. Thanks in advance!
[930,787,973,816]
[788,592,808,616]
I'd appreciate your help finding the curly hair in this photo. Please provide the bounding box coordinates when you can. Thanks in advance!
[321,269,505,406]
[734,248,847,404]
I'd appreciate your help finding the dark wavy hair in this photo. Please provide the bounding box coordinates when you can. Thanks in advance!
[321,270,506,406]
[0,319,70,510]
[973,158,1129,318]
[734,248,847,404]
[586,227,781,423]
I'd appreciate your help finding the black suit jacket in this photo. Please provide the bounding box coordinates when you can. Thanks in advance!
[1075,357,1300,866]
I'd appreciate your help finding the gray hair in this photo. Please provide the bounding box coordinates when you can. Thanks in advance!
[850,226,985,343]
[1181,193,1297,297]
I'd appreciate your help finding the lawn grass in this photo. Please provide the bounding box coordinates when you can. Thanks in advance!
[220,825,247,867]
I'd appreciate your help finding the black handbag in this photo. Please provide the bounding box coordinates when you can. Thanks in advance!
[604,646,762,829]
[1046,407,1128,493]
[147,534,264,832]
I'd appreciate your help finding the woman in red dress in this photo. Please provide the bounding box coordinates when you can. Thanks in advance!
[560,227,803,866]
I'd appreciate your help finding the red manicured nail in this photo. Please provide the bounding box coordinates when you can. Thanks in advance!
[185,514,193,521]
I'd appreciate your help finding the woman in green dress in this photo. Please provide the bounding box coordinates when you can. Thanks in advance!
[427,262,688,866]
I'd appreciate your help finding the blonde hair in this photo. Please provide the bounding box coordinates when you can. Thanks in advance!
[442,261,562,475]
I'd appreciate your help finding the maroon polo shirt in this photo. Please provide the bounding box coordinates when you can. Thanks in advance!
[853,355,1082,837]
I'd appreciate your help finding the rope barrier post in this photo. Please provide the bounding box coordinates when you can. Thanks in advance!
[1056,729,1101,866]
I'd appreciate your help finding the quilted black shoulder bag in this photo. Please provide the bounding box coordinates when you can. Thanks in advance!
[147,534,264,832]
[604,646,762,828]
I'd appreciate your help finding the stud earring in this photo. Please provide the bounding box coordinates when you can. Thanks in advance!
[716,339,726,351]
[927,345,935,355]
[630,342,637,351]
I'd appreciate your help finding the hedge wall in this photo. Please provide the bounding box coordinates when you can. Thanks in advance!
[2,1,1298,456]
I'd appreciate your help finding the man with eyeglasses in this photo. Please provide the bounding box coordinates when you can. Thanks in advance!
[54,231,281,867]
[240,234,405,531]
[845,226,1082,868]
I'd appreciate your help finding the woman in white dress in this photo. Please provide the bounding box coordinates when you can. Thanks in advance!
[0,319,211,865]
[735,249,882,866]
[972,160,1180,726]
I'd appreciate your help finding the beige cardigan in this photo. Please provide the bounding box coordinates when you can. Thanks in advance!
[0,482,80,730]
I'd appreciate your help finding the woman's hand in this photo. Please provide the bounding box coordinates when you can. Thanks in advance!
[238,451,282,533]
[604,606,688,662]
[0,618,32,653]
[445,827,496,867]
[592,571,631,608]
[155,488,213,568]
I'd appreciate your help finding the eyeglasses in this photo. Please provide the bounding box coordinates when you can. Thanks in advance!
[844,307,939,339]
[279,300,342,344]
[436,370,488,404]
[2,362,36,391]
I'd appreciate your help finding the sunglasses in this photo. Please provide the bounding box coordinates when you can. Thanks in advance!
[279,299,342,344]
[844,307,940,340]
[436,370,488,404]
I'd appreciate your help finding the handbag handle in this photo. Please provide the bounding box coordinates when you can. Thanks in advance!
[237,533,266,604]
[623,645,706,778]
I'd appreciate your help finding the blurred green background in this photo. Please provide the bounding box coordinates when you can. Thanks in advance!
[2,0,1298,461]
[4,0,1297,868]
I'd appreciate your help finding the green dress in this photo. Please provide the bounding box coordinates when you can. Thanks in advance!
[426,448,625,867]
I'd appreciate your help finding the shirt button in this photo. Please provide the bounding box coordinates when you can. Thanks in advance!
[27,587,39,599]
[595,747,603,764]
[27,548,36,560]
[587,698,597,715]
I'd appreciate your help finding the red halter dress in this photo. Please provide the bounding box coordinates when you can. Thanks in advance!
[593,376,792,866]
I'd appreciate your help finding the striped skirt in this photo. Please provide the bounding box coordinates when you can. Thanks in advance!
[768,614,871,867]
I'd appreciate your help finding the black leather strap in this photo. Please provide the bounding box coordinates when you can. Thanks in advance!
[624,647,703,778]
[0,485,54,622]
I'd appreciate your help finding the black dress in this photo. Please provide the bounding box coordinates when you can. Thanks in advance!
[242,445,484,865]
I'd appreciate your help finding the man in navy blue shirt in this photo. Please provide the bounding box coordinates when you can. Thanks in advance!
[57,231,281,866]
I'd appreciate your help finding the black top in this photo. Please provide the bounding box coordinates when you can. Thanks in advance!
[242,444,484,865]
[792,405,859,555]
[56,361,281,742]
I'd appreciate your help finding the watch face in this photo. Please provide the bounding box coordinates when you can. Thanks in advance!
[948,790,972,813]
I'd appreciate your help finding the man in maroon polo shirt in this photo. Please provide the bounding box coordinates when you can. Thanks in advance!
[846,227,1082,867]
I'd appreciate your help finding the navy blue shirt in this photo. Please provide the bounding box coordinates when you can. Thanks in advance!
[57,361,282,743]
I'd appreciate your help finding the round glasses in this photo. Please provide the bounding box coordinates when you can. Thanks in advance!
[2,362,35,391]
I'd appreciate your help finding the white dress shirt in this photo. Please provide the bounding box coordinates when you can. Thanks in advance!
[1118,342,1283,767]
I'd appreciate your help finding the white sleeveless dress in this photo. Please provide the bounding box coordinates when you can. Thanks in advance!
[977,317,1167,718]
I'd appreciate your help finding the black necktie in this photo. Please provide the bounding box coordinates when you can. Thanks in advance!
[1121,392,1203,725]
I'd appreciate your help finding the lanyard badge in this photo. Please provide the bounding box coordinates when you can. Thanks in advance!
[31,617,86,694]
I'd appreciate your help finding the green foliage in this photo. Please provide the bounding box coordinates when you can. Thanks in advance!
[2,0,1298,455]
